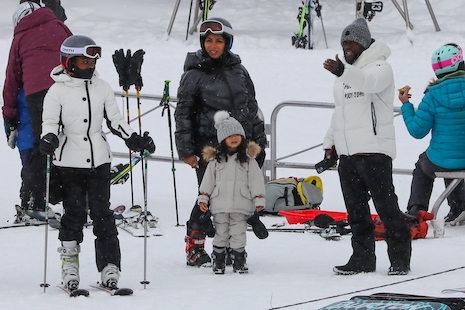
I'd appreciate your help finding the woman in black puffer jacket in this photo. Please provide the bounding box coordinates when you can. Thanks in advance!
[174,17,266,268]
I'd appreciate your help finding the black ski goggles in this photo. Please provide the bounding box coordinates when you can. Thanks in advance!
[61,45,102,59]
[199,20,233,37]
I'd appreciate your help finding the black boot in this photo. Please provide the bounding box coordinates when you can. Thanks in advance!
[406,204,427,216]
[231,249,248,274]
[185,223,211,267]
[211,246,226,274]
[225,247,233,266]
[333,255,375,275]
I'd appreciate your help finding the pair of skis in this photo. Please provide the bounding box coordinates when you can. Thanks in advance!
[58,283,133,297]
[292,0,327,50]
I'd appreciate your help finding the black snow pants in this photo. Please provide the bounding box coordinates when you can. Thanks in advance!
[407,152,465,212]
[338,154,412,270]
[21,90,48,211]
[57,163,121,272]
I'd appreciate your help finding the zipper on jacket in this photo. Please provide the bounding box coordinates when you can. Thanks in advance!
[85,81,96,168]
[371,102,377,135]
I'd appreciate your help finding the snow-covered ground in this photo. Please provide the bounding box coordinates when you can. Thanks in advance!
[1,0,465,309]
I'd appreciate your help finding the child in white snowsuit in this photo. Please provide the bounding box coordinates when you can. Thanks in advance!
[197,111,265,274]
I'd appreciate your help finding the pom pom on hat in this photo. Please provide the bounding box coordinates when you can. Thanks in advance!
[340,18,372,49]
[214,111,245,143]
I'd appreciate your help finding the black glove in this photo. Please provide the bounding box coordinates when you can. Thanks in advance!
[4,118,18,149]
[125,131,155,154]
[247,211,268,239]
[40,133,59,155]
[128,49,145,89]
[331,58,345,77]
[112,49,131,91]
[199,210,216,238]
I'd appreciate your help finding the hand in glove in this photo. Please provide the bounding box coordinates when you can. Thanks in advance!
[323,54,345,77]
[40,133,59,155]
[4,118,18,149]
[125,131,155,154]
[128,49,145,89]
[112,49,131,91]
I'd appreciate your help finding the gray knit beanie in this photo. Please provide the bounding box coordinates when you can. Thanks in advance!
[214,111,245,143]
[340,18,371,49]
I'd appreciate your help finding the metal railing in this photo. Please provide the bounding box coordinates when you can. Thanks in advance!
[110,93,413,179]
[268,100,412,180]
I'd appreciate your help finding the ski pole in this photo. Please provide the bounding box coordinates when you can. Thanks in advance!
[40,155,52,292]
[186,0,194,40]
[136,85,150,289]
[314,0,328,48]
[160,80,181,227]
[125,89,136,208]
[140,150,150,289]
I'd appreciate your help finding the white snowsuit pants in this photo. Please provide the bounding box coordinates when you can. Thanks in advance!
[212,212,248,249]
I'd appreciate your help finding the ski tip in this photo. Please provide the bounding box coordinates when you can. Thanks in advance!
[114,288,133,296]
[70,289,90,297]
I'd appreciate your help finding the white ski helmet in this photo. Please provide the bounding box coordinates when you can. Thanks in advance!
[13,1,41,27]
[60,35,101,71]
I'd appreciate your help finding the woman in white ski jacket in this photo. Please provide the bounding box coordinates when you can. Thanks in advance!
[40,35,155,291]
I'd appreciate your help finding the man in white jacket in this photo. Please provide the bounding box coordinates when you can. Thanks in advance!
[322,18,411,276]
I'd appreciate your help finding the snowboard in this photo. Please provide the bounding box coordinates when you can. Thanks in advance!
[319,298,451,310]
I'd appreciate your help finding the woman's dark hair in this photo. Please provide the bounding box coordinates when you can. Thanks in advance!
[215,138,249,164]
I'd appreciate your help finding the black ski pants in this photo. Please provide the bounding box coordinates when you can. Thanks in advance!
[21,90,48,211]
[57,163,121,272]
[407,151,465,213]
[338,154,411,270]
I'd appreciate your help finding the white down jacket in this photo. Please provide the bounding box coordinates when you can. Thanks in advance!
[323,40,396,159]
[42,65,135,168]
[197,142,266,215]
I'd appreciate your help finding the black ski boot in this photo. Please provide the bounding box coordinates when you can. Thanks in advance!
[211,247,226,274]
[185,225,211,267]
[231,249,248,274]
[225,247,233,266]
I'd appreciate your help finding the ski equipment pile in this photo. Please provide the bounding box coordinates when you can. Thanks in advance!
[115,206,163,237]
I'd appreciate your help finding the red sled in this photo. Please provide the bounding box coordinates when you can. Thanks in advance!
[278,209,378,224]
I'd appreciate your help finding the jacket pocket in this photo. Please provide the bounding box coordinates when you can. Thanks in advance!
[240,186,252,200]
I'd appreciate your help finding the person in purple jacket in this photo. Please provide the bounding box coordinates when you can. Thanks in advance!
[2,2,72,221]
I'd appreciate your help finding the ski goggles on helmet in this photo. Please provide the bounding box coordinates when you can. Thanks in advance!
[60,45,102,59]
[432,46,463,71]
[199,20,234,37]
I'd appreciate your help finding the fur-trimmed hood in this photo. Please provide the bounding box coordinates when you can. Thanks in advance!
[202,141,261,162]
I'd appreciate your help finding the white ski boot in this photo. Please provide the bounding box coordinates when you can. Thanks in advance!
[58,241,80,290]
[101,263,120,289]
